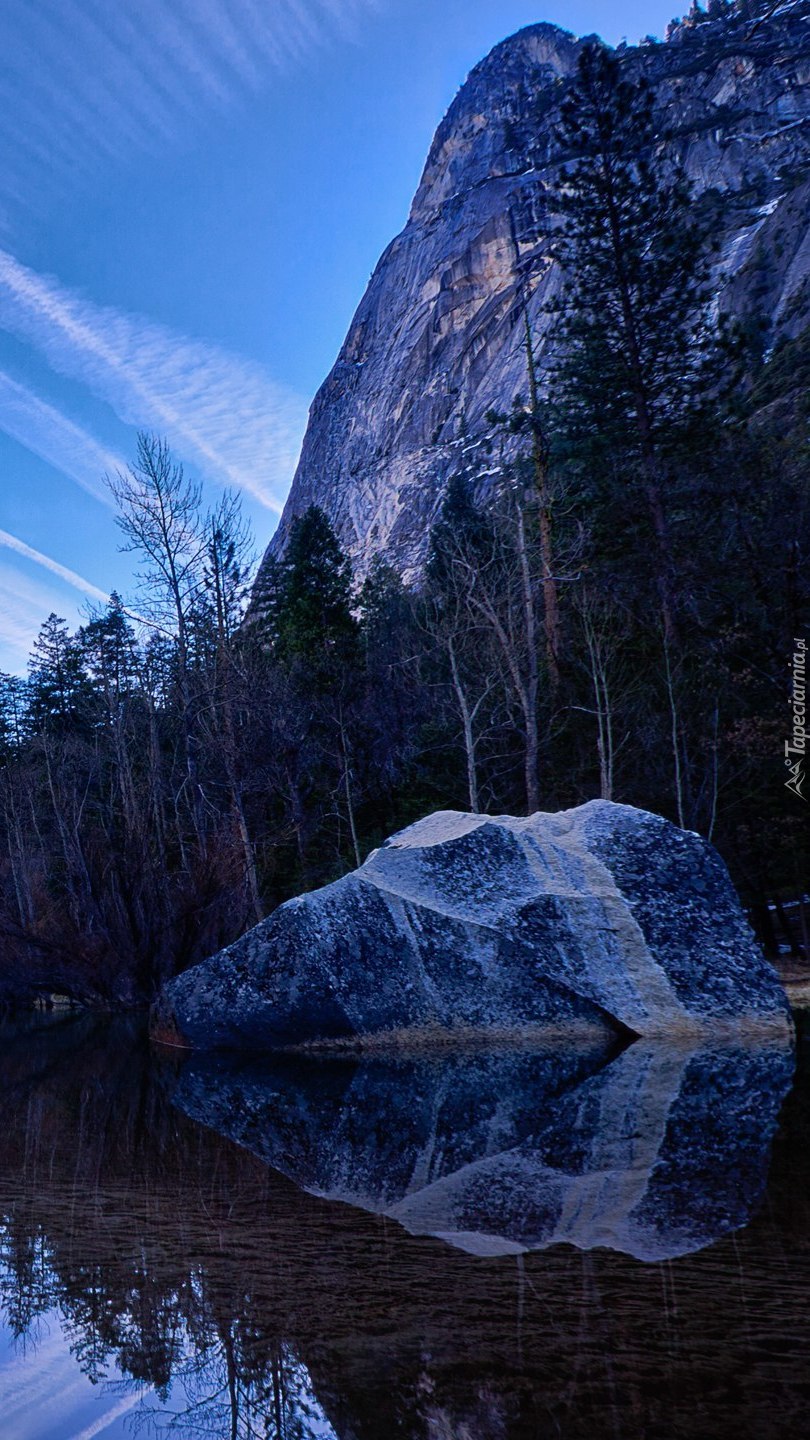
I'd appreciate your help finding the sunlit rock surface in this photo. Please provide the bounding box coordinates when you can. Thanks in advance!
[161,801,790,1051]
[172,1039,794,1261]
[256,6,810,588]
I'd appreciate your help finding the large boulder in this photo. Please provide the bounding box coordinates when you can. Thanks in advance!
[159,802,790,1050]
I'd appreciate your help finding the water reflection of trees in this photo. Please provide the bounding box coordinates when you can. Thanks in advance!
[0,1016,336,1438]
[0,1016,809,1439]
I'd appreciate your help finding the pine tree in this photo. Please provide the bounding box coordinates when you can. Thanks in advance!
[203,492,254,653]
[550,41,713,641]
[79,594,141,708]
[357,558,422,800]
[0,674,27,760]
[272,506,358,673]
[427,472,492,593]
[27,614,94,734]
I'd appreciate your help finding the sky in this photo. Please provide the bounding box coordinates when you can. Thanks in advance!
[0,0,678,673]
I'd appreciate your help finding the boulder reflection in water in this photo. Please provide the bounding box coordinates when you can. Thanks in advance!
[173,1039,794,1261]
[0,1016,805,1440]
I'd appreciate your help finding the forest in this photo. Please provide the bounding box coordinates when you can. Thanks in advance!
[0,44,807,1010]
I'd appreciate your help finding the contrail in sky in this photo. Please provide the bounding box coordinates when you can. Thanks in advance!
[0,369,121,502]
[0,526,108,602]
[0,249,308,510]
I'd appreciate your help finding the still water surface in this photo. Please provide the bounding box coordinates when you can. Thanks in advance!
[0,1013,808,1439]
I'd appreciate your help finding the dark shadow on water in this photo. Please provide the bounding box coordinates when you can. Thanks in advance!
[0,1013,806,1438]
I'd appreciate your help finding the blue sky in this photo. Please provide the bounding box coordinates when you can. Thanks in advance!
[0,0,677,673]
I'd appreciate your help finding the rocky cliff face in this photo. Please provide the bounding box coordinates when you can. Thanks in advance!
[260,2,810,587]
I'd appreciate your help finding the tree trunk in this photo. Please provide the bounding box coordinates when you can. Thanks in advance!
[338,711,362,868]
[663,638,685,828]
[515,508,541,812]
[523,310,561,694]
[448,636,481,812]
[510,208,562,692]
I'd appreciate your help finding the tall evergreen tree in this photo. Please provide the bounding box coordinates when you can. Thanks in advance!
[551,41,714,640]
[0,674,27,761]
[271,506,358,673]
[204,492,254,653]
[27,615,94,735]
[79,594,141,709]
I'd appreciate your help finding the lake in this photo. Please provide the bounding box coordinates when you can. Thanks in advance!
[0,1012,808,1439]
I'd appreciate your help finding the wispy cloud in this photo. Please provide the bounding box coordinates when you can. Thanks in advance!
[0,563,78,672]
[0,0,381,222]
[0,574,44,668]
[0,370,121,502]
[0,250,309,510]
[0,528,108,603]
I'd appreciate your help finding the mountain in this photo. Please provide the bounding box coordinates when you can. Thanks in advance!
[259,1,810,589]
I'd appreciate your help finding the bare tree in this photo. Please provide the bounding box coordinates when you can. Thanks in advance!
[108,434,209,839]
[201,494,263,921]
[422,587,497,813]
[571,585,636,801]
[430,485,545,813]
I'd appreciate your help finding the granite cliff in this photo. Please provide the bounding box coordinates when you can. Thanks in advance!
[259,1,810,588]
